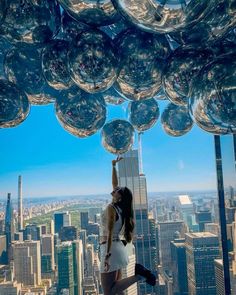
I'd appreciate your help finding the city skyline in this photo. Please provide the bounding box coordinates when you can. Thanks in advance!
[0,101,217,198]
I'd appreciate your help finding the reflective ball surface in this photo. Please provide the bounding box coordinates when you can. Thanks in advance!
[0,79,30,128]
[101,119,135,154]
[68,29,118,93]
[59,11,90,42]
[162,47,213,106]
[0,37,11,78]
[170,1,236,47]
[58,0,119,27]
[103,87,125,105]
[212,28,236,57]
[0,1,6,24]
[154,88,167,100]
[0,0,61,44]
[112,0,217,33]
[114,29,170,101]
[55,86,107,138]
[161,103,193,136]
[129,99,159,131]
[100,19,129,39]
[42,39,73,90]
[189,54,236,135]
[4,44,57,105]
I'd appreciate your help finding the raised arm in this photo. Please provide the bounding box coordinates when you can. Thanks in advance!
[112,157,123,190]
[112,163,118,190]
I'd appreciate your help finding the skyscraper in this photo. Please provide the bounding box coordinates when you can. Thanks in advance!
[41,234,55,275]
[5,193,14,262]
[72,240,84,295]
[60,226,78,242]
[13,240,41,286]
[185,232,220,295]
[118,149,157,294]
[122,243,138,295]
[0,235,7,264]
[215,258,236,295]
[86,244,94,277]
[0,281,22,295]
[18,175,23,231]
[54,212,71,234]
[215,259,225,295]
[24,224,41,241]
[57,241,74,295]
[118,149,148,211]
[80,212,89,230]
[178,195,197,231]
[195,209,212,232]
[158,220,186,272]
[170,238,188,295]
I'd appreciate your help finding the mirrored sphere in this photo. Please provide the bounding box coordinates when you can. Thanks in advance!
[103,87,125,105]
[4,44,57,105]
[170,1,236,47]
[59,11,90,42]
[129,98,159,131]
[58,0,119,27]
[55,86,107,138]
[42,40,73,90]
[154,88,167,100]
[189,54,236,135]
[100,19,130,39]
[112,0,217,33]
[0,79,30,128]
[101,119,135,154]
[68,29,118,93]
[0,0,61,43]
[212,29,236,57]
[114,29,170,101]
[0,37,11,78]
[0,1,6,24]
[162,47,213,106]
[161,103,193,136]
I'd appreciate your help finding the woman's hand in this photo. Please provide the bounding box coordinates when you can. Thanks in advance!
[112,156,123,167]
[104,256,111,272]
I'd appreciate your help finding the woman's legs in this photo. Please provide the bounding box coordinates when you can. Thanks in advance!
[101,269,142,295]
[116,270,124,295]
[101,270,117,295]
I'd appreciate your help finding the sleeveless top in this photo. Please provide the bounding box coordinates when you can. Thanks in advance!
[100,203,124,238]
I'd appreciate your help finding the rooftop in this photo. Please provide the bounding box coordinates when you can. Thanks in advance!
[178,195,192,205]
[186,232,217,238]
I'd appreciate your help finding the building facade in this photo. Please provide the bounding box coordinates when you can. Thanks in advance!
[57,242,74,295]
[13,240,41,287]
[186,232,220,295]
[54,212,71,234]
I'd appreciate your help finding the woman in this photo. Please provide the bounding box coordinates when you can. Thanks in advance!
[100,156,156,295]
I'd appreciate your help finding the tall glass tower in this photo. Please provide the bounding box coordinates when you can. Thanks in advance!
[118,149,157,294]
[185,232,220,295]
[5,193,14,262]
[57,241,74,295]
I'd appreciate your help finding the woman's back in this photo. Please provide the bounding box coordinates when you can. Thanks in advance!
[100,204,123,239]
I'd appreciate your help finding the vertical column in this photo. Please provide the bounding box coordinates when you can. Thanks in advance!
[214,135,231,295]
[18,175,23,231]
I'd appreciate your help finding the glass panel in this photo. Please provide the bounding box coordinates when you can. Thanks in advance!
[215,135,236,294]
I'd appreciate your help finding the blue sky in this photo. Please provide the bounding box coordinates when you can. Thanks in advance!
[0,100,217,198]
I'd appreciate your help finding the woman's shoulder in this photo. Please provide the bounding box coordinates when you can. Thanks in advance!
[106,203,122,214]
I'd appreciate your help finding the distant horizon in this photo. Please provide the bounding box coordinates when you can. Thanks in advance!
[0,188,218,201]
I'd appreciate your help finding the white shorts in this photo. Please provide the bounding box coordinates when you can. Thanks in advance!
[99,240,129,273]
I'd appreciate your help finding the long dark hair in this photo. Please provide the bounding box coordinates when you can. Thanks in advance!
[116,187,135,243]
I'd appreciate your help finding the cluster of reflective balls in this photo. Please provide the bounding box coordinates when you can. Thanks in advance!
[0,0,235,154]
